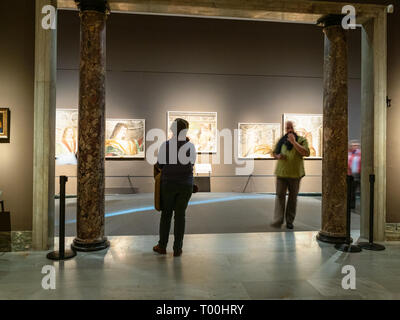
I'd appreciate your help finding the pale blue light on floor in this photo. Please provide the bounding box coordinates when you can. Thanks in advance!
[64,194,270,224]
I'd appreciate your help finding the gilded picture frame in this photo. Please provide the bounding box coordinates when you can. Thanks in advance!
[0,108,11,143]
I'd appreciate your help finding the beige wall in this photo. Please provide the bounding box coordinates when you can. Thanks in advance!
[55,11,363,195]
[387,7,400,223]
[0,0,35,230]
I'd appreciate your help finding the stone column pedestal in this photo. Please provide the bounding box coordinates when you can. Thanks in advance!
[72,0,110,252]
[316,15,349,244]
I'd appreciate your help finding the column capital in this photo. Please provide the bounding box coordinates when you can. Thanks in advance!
[75,0,109,14]
[317,14,345,28]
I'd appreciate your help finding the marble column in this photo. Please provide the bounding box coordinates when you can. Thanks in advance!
[316,15,349,243]
[72,0,110,251]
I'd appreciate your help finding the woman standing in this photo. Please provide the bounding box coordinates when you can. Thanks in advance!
[153,118,196,257]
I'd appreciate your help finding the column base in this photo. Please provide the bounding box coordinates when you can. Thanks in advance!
[71,237,110,252]
[316,232,350,244]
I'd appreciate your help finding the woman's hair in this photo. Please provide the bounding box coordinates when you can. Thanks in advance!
[171,118,189,137]
[110,123,128,139]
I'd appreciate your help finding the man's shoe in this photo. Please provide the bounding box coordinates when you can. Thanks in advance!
[270,222,282,228]
[153,245,166,254]
[286,223,294,229]
[173,249,182,257]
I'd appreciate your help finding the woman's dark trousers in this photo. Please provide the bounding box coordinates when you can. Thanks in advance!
[158,182,193,251]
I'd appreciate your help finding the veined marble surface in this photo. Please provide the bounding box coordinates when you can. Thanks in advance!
[0,231,399,300]
[386,223,400,241]
[0,231,32,252]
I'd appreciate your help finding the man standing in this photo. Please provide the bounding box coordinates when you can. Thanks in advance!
[271,121,310,229]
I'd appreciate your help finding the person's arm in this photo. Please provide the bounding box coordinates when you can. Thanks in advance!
[272,144,286,160]
[154,146,163,178]
[273,152,286,160]
[272,137,286,160]
[189,142,197,166]
[156,142,167,169]
[288,134,310,157]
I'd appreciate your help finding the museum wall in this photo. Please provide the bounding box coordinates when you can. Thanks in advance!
[56,11,362,195]
[387,8,400,223]
[0,0,35,230]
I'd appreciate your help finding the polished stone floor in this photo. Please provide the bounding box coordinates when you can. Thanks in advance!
[1,231,398,300]
[56,193,360,236]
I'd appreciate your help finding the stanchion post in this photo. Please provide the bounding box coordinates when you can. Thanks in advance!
[47,176,77,260]
[59,176,66,259]
[358,174,385,251]
[335,175,362,253]
[369,174,374,243]
[346,175,353,245]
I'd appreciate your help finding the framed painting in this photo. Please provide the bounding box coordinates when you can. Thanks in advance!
[0,108,10,143]
[55,109,78,165]
[238,122,281,159]
[167,111,217,154]
[283,113,323,159]
[105,119,145,159]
